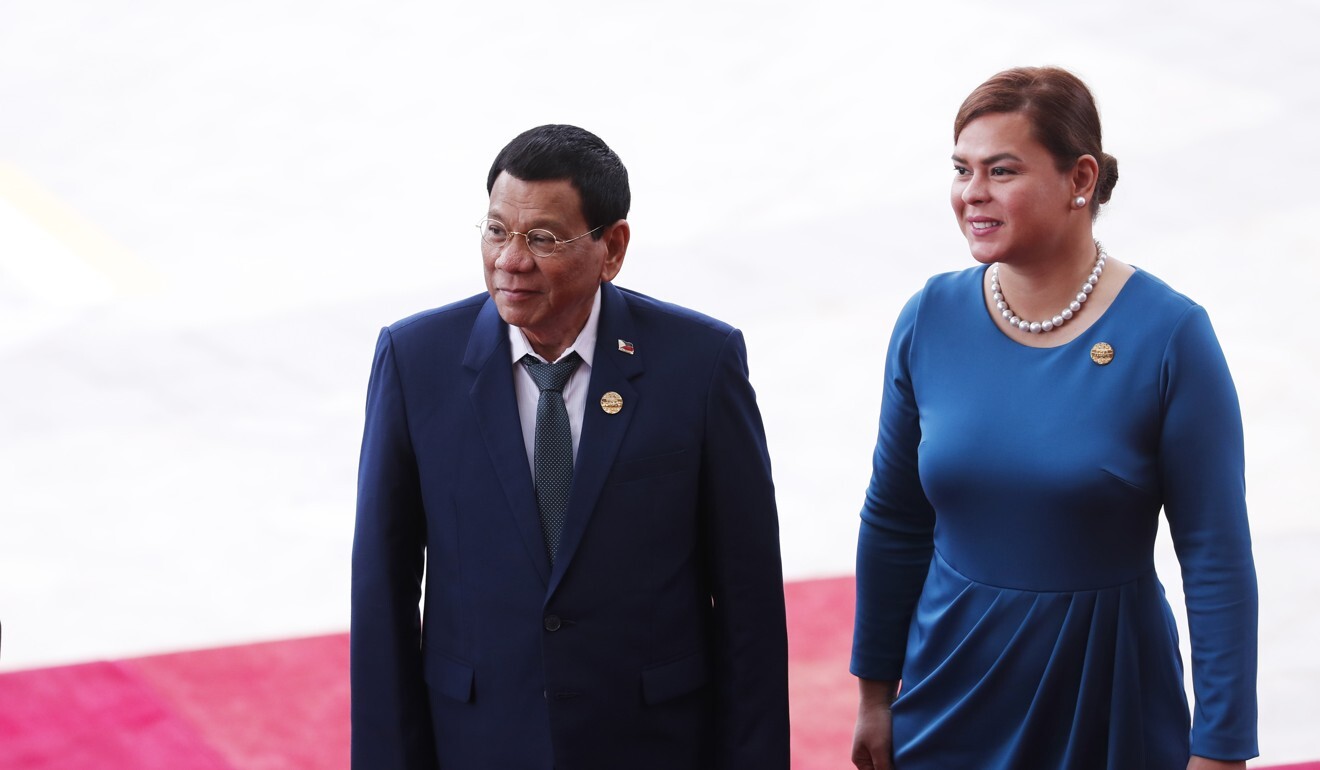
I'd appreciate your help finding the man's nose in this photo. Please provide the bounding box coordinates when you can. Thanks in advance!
[494,237,536,271]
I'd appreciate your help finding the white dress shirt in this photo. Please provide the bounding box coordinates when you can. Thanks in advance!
[508,287,601,474]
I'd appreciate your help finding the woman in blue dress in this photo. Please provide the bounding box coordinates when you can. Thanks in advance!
[850,67,1258,770]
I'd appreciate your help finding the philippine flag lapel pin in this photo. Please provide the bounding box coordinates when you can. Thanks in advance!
[617,339,635,355]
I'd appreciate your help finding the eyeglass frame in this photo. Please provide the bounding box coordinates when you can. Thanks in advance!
[476,217,605,258]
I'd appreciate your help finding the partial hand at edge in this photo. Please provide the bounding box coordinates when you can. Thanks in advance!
[852,678,899,770]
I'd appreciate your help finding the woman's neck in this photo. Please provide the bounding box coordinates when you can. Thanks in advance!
[993,236,1100,321]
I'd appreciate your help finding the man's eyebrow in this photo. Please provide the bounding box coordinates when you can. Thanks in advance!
[484,210,570,231]
[951,152,1024,164]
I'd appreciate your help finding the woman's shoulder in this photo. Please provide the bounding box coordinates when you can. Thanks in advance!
[922,264,986,294]
[1106,268,1237,383]
[906,265,985,315]
[885,265,986,347]
[1124,267,1195,306]
[1119,267,1214,331]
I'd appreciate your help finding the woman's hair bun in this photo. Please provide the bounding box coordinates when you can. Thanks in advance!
[1095,152,1119,205]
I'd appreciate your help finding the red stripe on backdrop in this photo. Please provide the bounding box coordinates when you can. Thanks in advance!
[0,660,236,770]
[0,577,1312,769]
[126,634,350,770]
[786,576,858,766]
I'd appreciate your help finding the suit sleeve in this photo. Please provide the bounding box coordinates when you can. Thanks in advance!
[1159,306,1259,760]
[351,328,438,770]
[850,293,936,681]
[700,328,791,769]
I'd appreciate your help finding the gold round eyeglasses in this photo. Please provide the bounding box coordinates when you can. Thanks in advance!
[476,218,603,258]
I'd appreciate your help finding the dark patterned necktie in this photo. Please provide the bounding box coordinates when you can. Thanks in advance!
[520,352,582,562]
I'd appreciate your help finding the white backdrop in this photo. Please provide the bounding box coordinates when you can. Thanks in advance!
[2,0,1316,762]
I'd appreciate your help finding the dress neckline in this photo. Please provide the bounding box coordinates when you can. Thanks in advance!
[977,264,1143,351]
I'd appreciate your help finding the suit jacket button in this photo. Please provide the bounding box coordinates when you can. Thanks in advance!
[544,615,562,632]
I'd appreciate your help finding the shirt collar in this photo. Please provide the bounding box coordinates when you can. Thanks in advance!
[508,286,601,367]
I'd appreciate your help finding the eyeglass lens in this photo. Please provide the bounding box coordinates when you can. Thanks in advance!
[478,219,560,257]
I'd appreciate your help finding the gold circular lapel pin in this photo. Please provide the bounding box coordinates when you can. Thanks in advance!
[1090,342,1114,365]
[600,391,623,414]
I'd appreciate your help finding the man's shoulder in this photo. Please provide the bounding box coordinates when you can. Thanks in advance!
[612,285,736,341]
[386,292,489,337]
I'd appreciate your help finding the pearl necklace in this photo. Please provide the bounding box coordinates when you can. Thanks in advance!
[991,243,1107,334]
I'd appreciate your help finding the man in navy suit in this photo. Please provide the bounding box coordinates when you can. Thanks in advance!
[351,124,789,769]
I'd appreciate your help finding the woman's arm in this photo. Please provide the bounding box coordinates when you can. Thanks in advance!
[1159,305,1259,761]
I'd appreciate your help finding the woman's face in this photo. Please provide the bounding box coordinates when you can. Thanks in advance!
[950,111,1077,266]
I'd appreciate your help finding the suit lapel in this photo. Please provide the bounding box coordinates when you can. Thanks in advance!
[465,298,551,585]
[548,282,644,597]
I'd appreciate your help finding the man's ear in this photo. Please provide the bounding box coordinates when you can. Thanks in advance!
[599,220,630,283]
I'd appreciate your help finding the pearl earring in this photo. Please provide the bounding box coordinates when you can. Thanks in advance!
[1074,196,1087,208]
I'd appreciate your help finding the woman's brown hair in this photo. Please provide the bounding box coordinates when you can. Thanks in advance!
[955,66,1119,215]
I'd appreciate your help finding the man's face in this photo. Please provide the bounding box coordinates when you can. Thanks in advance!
[482,173,626,359]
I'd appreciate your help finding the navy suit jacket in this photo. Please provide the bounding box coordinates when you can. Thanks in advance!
[351,281,789,769]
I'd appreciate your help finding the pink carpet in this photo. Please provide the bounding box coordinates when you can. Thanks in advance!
[0,577,1310,769]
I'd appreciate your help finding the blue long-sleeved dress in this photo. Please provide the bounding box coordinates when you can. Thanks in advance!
[851,266,1258,768]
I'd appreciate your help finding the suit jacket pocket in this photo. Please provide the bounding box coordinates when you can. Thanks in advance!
[607,449,690,486]
[424,652,474,703]
[641,649,709,705]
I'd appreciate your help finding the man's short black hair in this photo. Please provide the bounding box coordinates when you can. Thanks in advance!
[487,125,630,238]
